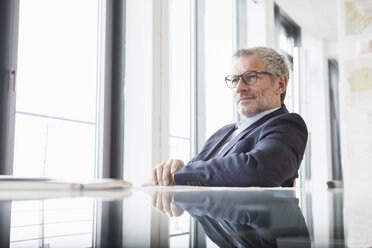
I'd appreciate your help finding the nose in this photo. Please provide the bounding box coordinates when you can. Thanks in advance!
[235,78,248,93]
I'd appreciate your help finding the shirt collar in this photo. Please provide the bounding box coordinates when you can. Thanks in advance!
[236,107,281,132]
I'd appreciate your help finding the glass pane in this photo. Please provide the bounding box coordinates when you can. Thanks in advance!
[169,212,190,235]
[16,0,98,122]
[169,0,191,139]
[204,0,234,138]
[279,31,289,53]
[14,0,99,180]
[206,236,220,248]
[11,202,43,227]
[43,119,95,180]
[10,226,41,243]
[43,199,94,223]
[13,115,95,180]
[13,115,49,177]
[169,234,190,248]
[10,199,94,247]
[169,137,191,163]
[43,234,92,248]
[10,240,39,248]
[43,222,92,238]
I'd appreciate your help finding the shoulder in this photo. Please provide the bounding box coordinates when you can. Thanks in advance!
[259,112,308,147]
[265,112,307,131]
[252,105,307,133]
[270,111,305,122]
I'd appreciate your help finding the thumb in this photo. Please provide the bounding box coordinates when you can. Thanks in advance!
[171,160,184,174]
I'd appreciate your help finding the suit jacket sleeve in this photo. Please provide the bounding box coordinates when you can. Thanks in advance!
[174,113,308,187]
[173,191,310,241]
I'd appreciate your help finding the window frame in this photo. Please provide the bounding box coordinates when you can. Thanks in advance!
[0,0,19,175]
[328,59,342,181]
[0,0,125,179]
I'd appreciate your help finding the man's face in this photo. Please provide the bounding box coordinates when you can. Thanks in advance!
[232,55,283,117]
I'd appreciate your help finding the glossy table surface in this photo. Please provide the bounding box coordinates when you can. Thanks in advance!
[0,186,371,248]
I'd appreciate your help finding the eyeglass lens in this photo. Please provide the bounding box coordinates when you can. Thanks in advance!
[227,71,257,88]
[242,71,257,84]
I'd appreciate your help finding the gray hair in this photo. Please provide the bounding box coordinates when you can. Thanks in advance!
[233,47,289,104]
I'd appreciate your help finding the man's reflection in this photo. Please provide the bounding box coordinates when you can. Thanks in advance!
[151,190,311,248]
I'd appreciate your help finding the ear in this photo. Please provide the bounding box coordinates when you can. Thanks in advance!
[277,74,288,95]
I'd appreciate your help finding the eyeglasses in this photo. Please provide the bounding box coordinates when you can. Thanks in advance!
[225,70,274,89]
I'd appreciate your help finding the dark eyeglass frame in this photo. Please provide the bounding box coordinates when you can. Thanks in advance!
[225,70,275,89]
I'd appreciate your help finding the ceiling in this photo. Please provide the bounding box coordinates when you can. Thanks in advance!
[275,0,338,41]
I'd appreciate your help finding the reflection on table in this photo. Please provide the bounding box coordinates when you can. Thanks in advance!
[151,189,310,248]
[0,187,371,247]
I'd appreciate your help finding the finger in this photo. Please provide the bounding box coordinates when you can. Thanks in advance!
[153,162,166,185]
[152,167,158,185]
[171,159,184,174]
[162,192,172,216]
[171,202,184,217]
[155,191,165,213]
[167,174,175,186]
[162,160,173,186]
[151,191,158,208]
[156,164,164,186]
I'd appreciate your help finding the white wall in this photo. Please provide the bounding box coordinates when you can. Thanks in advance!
[302,33,331,188]
[301,29,332,248]
[337,3,372,247]
[337,1,372,189]
[324,39,339,59]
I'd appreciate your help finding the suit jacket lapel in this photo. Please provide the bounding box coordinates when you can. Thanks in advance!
[217,106,289,158]
[216,124,256,158]
[204,125,237,160]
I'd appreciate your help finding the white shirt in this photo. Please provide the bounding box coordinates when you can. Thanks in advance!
[215,107,281,156]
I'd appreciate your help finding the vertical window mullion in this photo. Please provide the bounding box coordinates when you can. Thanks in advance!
[233,0,247,123]
[107,0,126,179]
[0,0,19,175]
[191,0,206,156]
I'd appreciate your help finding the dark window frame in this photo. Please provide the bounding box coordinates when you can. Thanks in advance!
[328,59,343,181]
[274,3,301,67]
[0,0,19,175]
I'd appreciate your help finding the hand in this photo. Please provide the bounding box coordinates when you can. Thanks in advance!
[150,191,183,217]
[143,159,184,186]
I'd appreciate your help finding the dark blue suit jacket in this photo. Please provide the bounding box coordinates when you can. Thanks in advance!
[174,190,311,248]
[174,105,308,187]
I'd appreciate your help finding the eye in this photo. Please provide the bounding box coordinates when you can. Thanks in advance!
[225,76,240,88]
[243,73,256,83]
[231,78,239,85]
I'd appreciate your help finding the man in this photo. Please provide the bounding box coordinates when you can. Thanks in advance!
[147,46,308,187]
[151,190,311,247]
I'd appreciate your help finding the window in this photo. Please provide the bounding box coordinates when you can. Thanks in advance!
[204,0,235,138]
[168,0,192,164]
[13,0,101,180]
[9,1,107,246]
[10,199,94,247]
[274,4,301,112]
[167,0,242,246]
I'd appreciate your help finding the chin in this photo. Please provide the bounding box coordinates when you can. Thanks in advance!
[238,107,257,117]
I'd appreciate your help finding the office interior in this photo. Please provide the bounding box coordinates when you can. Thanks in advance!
[1,0,372,247]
